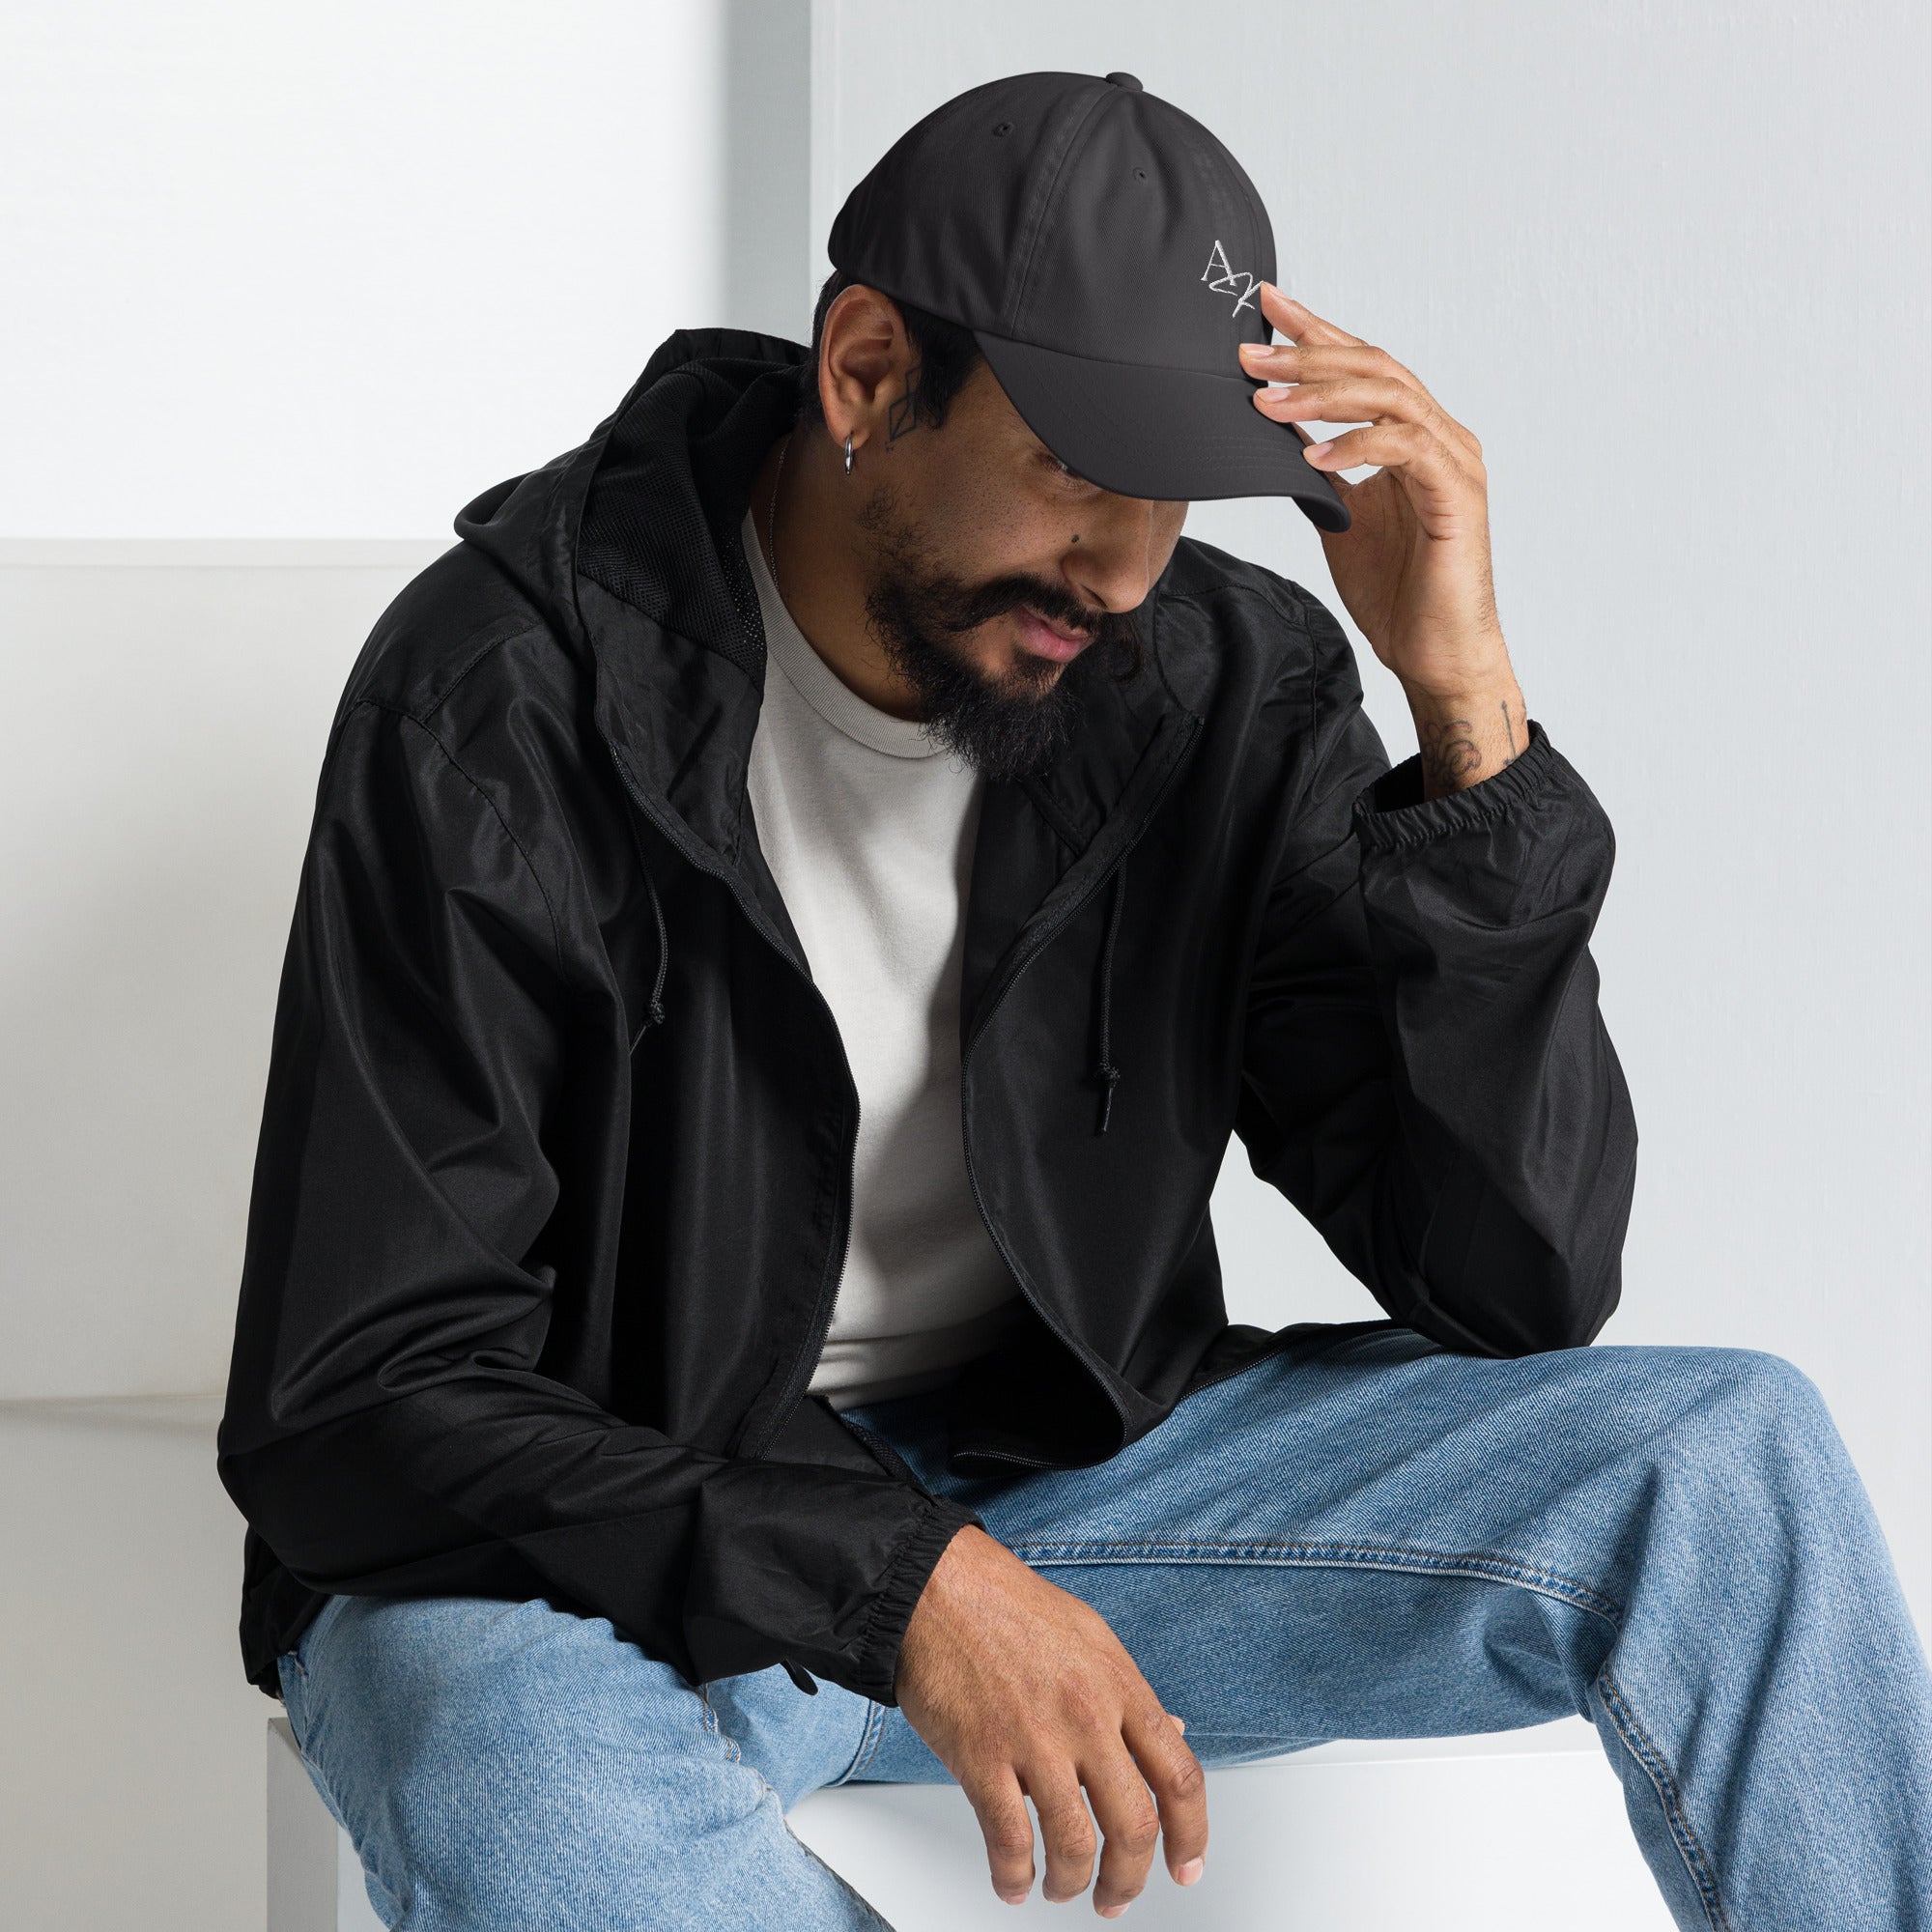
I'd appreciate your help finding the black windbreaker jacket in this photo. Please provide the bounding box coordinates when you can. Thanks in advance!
[217,327,1637,1704]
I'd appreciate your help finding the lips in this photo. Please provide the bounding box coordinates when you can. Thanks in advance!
[1014,606,1092,663]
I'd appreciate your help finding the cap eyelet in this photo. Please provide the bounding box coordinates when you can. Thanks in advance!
[992,121,1012,136]
[1133,167,1148,181]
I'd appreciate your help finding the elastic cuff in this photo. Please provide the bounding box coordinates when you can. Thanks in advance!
[851,1493,983,1706]
[1353,717,1555,854]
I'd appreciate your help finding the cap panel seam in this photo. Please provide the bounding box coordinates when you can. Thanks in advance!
[1005,83,1118,338]
[1229,149,1275,294]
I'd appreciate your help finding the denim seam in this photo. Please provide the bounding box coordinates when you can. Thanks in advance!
[838,1698,891,1785]
[278,1661,336,1798]
[278,1664,388,1920]
[698,1688,744,1766]
[1007,1538,1627,1628]
[1597,1664,1734,1932]
[780,1813,897,1930]
[277,1657,309,1745]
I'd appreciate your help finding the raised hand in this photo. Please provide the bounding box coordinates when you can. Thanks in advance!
[1239,285,1527,798]
[894,1525,1207,1917]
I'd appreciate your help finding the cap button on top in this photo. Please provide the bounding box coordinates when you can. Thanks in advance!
[1103,71,1143,91]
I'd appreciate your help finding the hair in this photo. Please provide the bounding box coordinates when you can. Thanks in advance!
[795,269,985,433]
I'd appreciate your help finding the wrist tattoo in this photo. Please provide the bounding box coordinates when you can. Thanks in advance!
[1418,718,1482,794]
[1417,698,1524,797]
[887,361,924,443]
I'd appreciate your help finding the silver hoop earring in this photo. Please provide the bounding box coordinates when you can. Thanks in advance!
[843,435,854,475]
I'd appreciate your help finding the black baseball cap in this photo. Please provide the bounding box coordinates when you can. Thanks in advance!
[827,70,1349,532]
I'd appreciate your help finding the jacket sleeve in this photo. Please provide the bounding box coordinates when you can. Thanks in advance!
[217,698,978,1703]
[1233,596,1637,1355]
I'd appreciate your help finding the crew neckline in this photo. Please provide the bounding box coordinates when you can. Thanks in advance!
[739,507,950,761]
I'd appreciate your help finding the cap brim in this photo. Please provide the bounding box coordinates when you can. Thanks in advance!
[975,332,1350,531]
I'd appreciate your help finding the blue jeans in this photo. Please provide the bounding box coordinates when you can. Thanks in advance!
[276,1330,1932,1930]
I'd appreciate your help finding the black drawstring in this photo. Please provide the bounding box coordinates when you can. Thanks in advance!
[624,811,669,1053]
[1093,864,1126,1134]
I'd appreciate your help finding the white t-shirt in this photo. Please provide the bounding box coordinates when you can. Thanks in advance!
[739,509,1025,1410]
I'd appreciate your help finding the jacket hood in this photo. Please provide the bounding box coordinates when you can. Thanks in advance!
[451,328,846,995]
[453,325,810,676]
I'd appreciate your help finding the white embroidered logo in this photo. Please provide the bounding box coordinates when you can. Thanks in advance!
[1201,240,1261,317]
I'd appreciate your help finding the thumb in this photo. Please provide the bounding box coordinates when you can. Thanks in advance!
[1288,418,1357,504]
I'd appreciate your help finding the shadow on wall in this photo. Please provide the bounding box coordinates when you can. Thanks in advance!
[724,0,813,344]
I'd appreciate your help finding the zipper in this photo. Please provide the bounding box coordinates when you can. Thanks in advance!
[947,1443,1090,1472]
[753,1094,860,1457]
[838,1413,935,1495]
[1176,1351,1285,1403]
[946,1282,1322,1473]
[954,731,1197,1472]
[606,746,861,1463]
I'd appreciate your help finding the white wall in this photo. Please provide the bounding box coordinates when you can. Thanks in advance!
[0,0,732,536]
[814,2,1932,1633]
[0,546,446,1397]
[0,0,753,1397]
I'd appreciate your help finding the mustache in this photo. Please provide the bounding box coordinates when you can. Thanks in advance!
[927,571,1134,643]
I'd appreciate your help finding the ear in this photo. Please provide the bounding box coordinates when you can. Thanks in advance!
[817,285,913,457]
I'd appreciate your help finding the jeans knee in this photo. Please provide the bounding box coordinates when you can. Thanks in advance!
[1663,1347,1844,1502]
[1709,1346,1831,1432]
[291,1595,864,1926]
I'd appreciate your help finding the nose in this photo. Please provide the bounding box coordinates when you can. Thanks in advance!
[1066,496,1172,613]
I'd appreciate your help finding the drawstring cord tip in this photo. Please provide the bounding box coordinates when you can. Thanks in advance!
[1095,1061,1121,1135]
[630,999,668,1055]
[624,810,671,1058]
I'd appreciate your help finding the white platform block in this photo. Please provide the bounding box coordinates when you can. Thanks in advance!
[269,1713,1671,1930]
[790,1721,1674,1929]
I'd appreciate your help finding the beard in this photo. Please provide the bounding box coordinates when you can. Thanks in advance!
[856,485,1145,784]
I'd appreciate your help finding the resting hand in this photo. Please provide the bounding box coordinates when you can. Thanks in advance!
[895,1525,1207,1917]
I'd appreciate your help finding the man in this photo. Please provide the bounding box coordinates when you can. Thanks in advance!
[220,71,1930,1929]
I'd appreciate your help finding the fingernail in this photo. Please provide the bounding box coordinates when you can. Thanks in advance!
[1305,440,1334,461]
[1177,1858,1205,1886]
[1098,1908,1129,1920]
